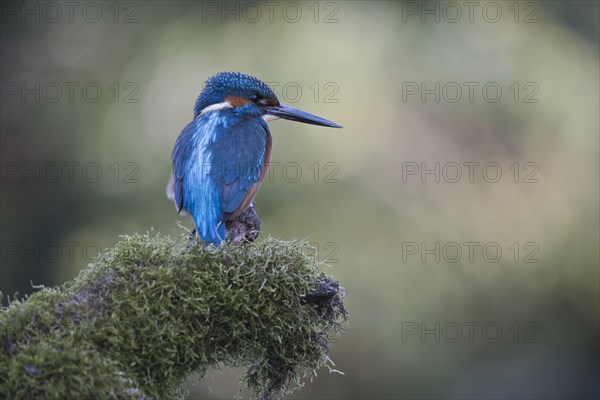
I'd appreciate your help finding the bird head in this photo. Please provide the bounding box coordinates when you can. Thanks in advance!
[194,72,342,128]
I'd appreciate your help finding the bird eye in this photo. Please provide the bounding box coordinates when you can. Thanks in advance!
[248,94,261,103]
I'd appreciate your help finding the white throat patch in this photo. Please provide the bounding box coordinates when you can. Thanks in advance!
[200,101,233,115]
[262,114,280,123]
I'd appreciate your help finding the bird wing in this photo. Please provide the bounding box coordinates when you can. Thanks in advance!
[170,115,270,244]
[171,117,222,243]
[171,121,197,214]
[208,118,270,217]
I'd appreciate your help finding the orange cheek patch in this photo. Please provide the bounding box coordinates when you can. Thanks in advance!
[225,95,251,107]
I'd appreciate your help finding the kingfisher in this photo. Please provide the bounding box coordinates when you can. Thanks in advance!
[166,72,342,245]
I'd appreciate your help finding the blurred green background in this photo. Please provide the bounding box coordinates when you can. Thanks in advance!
[1,1,598,398]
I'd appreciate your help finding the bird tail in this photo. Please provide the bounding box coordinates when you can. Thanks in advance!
[194,218,226,245]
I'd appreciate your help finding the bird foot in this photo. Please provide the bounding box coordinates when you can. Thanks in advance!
[225,205,261,244]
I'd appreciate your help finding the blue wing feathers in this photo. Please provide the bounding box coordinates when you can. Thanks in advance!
[209,119,268,214]
[171,111,269,244]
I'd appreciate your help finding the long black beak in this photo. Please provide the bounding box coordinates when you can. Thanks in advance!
[264,104,342,128]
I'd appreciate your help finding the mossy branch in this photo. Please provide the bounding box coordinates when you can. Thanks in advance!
[0,232,347,399]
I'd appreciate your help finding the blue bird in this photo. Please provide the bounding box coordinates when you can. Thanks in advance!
[167,72,342,245]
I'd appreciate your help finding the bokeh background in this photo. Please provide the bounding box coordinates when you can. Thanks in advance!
[1,1,598,398]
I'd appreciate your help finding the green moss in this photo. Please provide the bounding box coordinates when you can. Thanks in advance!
[0,233,347,399]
